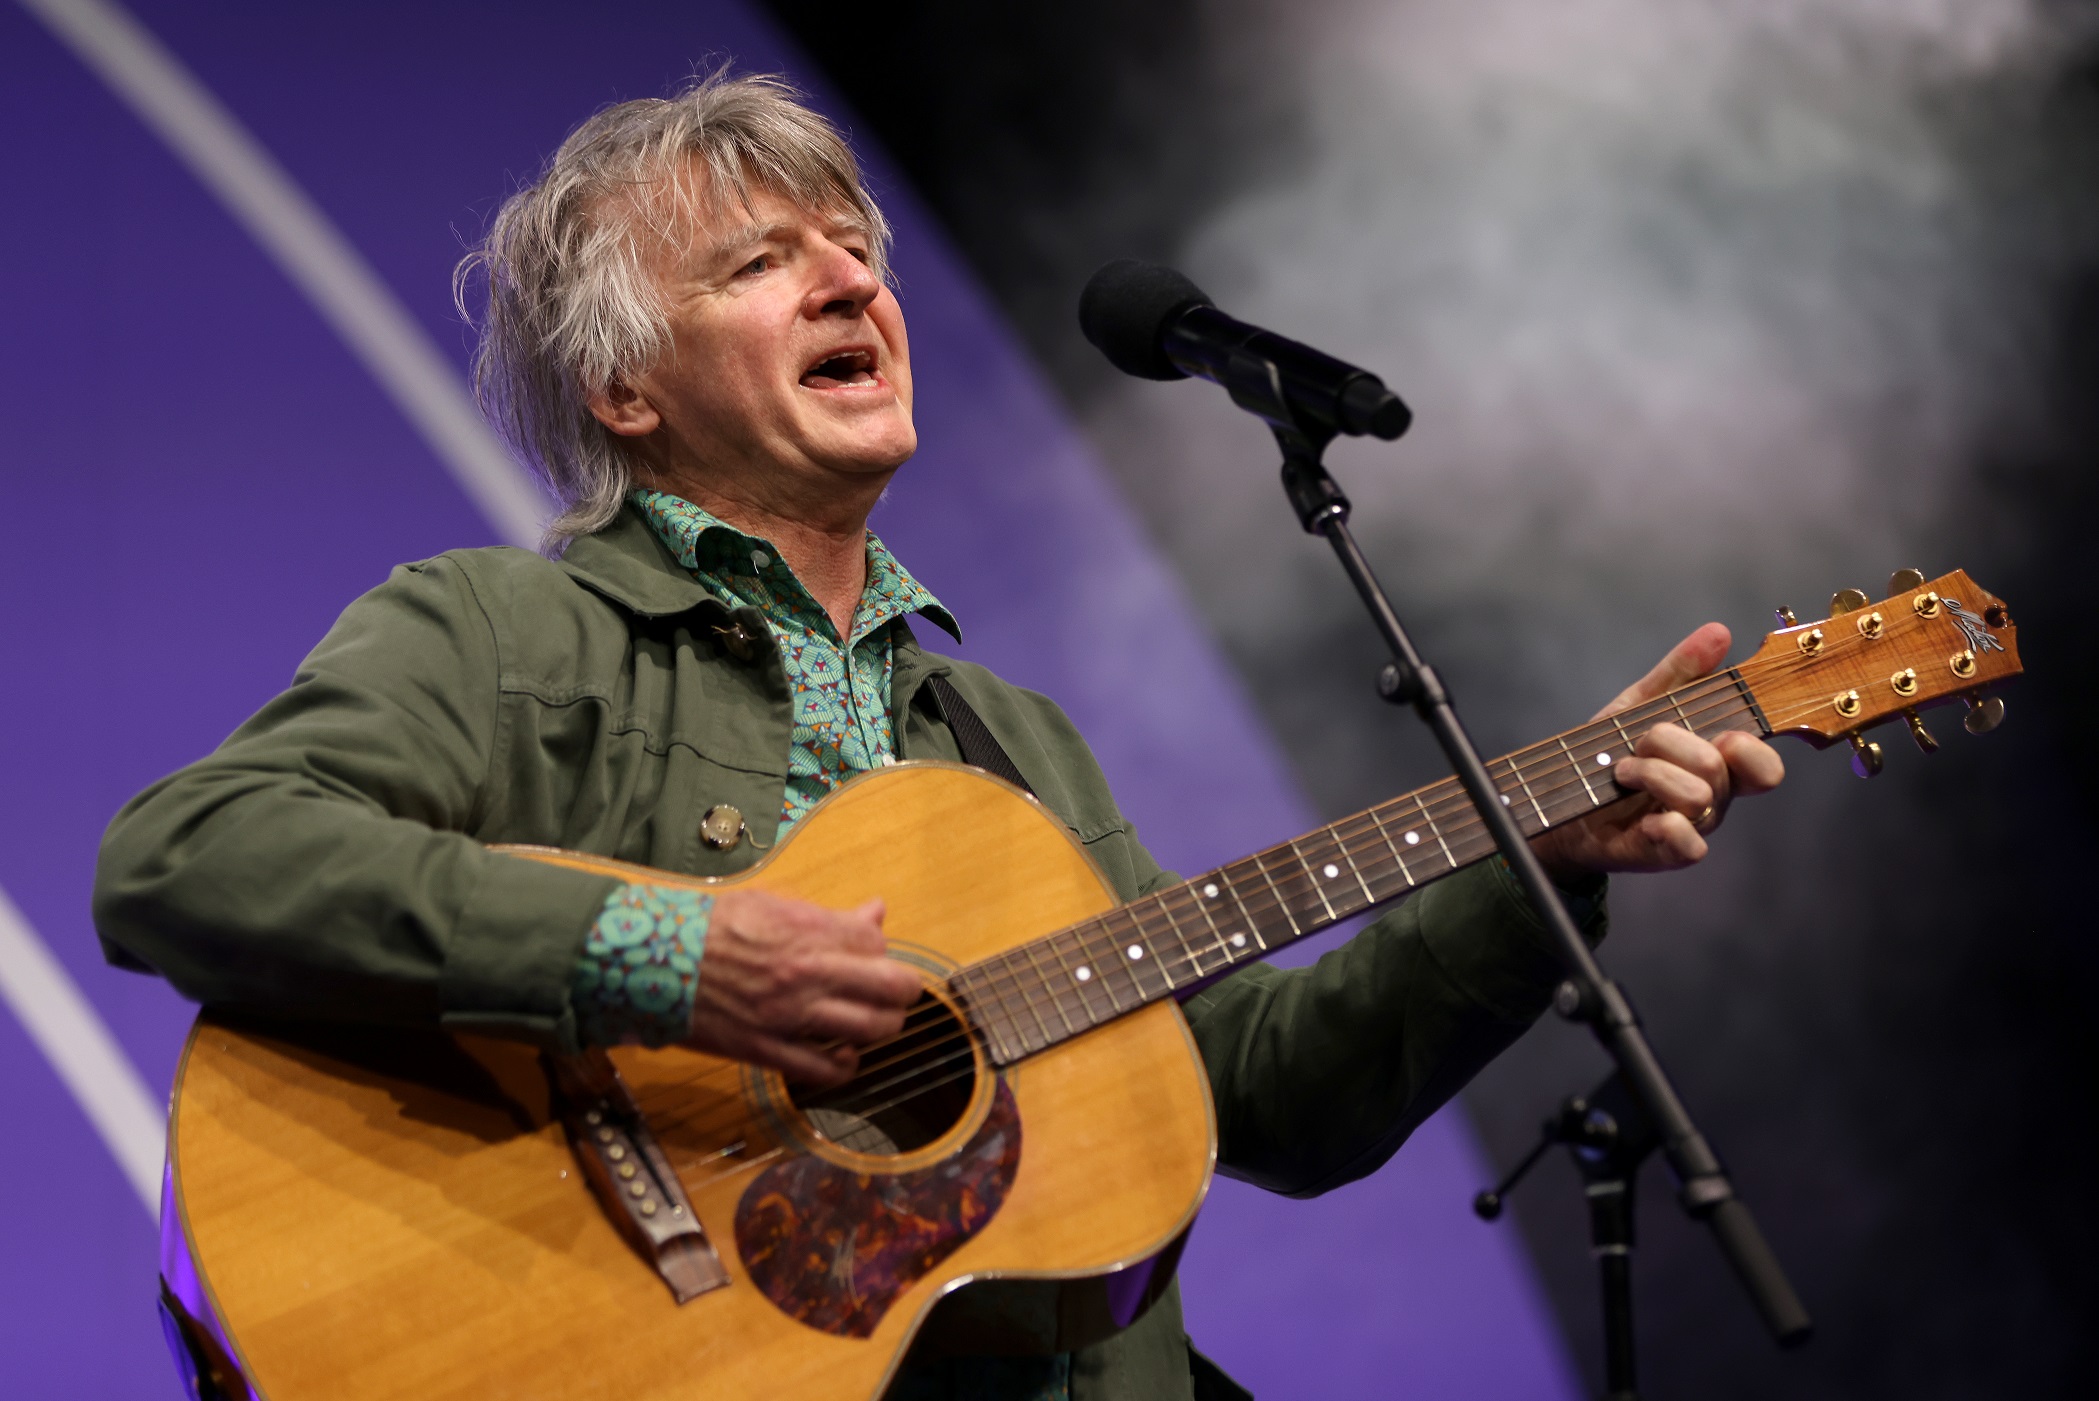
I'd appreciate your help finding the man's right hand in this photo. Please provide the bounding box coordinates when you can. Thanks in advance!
[688,888,922,1086]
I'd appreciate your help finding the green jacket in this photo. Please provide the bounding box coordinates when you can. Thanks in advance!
[96,504,1601,1401]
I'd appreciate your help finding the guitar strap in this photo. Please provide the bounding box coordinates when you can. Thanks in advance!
[925,674,1035,798]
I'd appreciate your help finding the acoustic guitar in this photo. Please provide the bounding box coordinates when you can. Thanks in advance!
[161,570,2020,1401]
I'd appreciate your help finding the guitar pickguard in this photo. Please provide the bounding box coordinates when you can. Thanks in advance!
[733,1079,1022,1337]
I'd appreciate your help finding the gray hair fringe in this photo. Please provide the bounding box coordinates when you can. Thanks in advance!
[455,70,893,553]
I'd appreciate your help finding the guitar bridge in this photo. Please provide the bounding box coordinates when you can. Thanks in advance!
[544,1048,729,1303]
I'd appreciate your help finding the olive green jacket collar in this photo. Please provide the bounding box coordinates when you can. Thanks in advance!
[558,503,962,642]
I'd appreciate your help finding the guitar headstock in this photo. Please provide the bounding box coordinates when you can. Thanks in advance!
[1739,568,2021,776]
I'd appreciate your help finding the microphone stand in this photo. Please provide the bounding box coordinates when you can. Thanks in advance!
[1226,350,1812,1356]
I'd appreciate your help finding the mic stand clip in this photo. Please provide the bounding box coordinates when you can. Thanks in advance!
[1475,1072,1657,1401]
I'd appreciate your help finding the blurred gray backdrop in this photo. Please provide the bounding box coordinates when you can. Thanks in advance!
[769,0,2099,1395]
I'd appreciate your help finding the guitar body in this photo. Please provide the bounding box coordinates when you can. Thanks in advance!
[168,764,1216,1401]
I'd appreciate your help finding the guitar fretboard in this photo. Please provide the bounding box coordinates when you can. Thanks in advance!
[949,668,1770,1066]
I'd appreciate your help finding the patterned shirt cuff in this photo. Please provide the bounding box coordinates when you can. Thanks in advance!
[571,883,713,1047]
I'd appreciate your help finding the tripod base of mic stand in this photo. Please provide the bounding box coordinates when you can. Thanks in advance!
[1476,1074,1655,1401]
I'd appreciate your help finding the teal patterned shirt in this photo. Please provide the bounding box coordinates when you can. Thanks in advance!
[569,489,955,1047]
[634,487,958,831]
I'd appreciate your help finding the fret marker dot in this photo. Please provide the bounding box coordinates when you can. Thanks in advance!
[1075,966,1092,982]
[1127,945,1144,960]
[1231,932,1247,947]
[1404,830,1421,846]
[1500,794,1512,806]
[1322,863,1339,878]
[1202,882,1219,899]
[1597,752,1613,766]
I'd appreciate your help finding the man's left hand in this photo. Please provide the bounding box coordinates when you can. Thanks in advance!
[1530,623,1786,880]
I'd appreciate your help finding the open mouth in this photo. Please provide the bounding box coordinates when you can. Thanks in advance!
[800,348,880,390]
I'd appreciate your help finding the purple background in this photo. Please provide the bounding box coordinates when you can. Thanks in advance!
[0,1,1572,1395]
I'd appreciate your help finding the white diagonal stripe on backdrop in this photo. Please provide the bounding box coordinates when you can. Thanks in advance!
[11,0,548,1219]
[17,0,548,548]
[0,884,163,1217]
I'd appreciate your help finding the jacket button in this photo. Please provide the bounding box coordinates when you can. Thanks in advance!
[699,804,745,851]
[714,622,759,662]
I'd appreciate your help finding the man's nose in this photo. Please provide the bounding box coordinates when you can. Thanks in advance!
[807,241,881,318]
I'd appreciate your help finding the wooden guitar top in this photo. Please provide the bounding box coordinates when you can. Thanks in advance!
[169,765,1216,1401]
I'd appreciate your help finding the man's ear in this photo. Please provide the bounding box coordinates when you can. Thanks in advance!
[588,377,661,438]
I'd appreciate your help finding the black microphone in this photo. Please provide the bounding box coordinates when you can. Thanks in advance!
[1079,259,1411,441]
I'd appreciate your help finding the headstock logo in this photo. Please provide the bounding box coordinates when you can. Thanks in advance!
[1942,599,2005,656]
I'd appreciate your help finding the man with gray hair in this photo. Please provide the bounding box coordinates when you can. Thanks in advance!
[96,71,1783,1400]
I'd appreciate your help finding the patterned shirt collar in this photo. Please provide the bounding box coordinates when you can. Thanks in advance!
[630,489,960,644]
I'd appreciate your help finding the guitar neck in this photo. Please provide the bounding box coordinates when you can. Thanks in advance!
[951,667,1772,1066]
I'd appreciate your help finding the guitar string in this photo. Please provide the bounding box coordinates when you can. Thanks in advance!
[639,687,1781,1139]
[793,649,1801,1062]
[868,628,1928,1118]
[635,685,1918,1155]
[673,1144,787,1195]
[751,608,1973,1073]
[939,660,1779,1018]
[1040,659,1906,1006]
[639,675,1814,1146]
[792,1015,970,1113]
[618,634,1988,1178]
[804,669,1761,1060]
[638,675,1792,1138]
[793,688,1779,1109]
[946,628,1966,1044]
[635,638,1968,1139]
[861,668,1768,1052]
[645,672,1765,1117]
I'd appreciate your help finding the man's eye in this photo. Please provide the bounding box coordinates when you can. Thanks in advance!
[739,255,768,276]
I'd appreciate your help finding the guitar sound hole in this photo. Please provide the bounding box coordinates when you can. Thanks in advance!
[788,993,977,1157]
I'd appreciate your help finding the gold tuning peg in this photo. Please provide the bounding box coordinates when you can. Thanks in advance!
[1887,567,1926,596]
[1963,695,2006,735]
[1903,710,1938,754]
[1831,588,1870,615]
[1774,606,1798,627]
[1848,734,1884,778]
